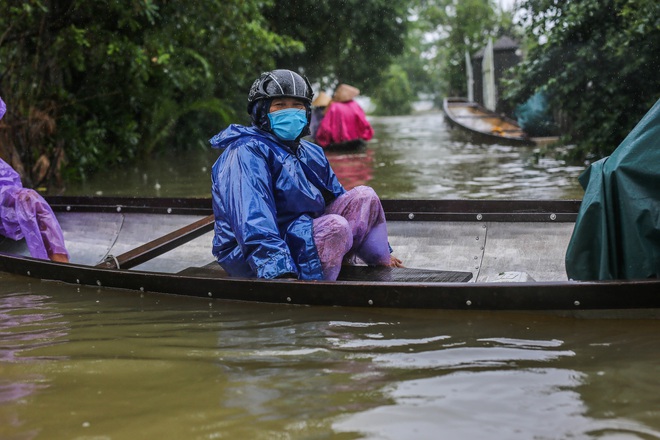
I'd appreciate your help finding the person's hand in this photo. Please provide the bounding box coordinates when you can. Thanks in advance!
[388,255,404,268]
[49,253,69,263]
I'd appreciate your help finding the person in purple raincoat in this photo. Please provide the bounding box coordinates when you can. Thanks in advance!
[0,96,69,262]
[209,69,402,280]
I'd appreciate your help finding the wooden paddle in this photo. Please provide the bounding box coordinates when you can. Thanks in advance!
[96,214,215,269]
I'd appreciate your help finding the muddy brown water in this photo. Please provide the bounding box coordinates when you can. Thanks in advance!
[4,113,658,440]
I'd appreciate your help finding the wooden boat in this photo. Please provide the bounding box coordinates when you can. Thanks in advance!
[443,97,534,146]
[322,139,367,152]
[1,196,659,317]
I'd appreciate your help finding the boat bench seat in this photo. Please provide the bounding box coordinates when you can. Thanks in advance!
[177,261,473,283]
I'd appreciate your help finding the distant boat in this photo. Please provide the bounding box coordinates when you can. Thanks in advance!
[322,139,367,152]
[443,97,534,146]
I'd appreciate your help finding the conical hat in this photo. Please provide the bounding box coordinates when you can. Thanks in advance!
[312,91,332,107]
[333,84,360,102]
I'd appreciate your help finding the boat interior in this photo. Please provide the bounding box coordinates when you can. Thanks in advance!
[444,100,527,139]
[0,210,575,283]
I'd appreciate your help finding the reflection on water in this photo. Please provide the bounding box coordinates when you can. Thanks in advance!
[63,111,585,200]
[1,274,659,439]
[326,149,375,190]
[335,368,660,439]
[368,113,585,199]
[0,113,653,438]
[0,281,69,440]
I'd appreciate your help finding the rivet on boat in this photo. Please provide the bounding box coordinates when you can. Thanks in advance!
[466,300,472,306]
[66,205,71,211]
[140,287,144,292]
[96,280,102,286]
[408,213,415,220]
[574,300,580,306]
[476,214,483,221]
[475,236,479,241]
[27,270,31,276]
[116,206,121,212]
[76,279,80,284]
[550,213,557,220]
[287,297,292,302]
[368,299,374,305]
[208,292,212,297]
[167,208,172,214]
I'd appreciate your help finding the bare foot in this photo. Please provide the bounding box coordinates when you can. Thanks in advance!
[388,255,404,268]
[49,253,69,263]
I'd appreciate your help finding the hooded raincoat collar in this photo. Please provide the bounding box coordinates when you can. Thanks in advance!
[209,124,300,154]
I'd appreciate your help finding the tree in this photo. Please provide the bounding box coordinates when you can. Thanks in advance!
[0,0,301,185]
[417,0,513,101]
[370,12,439,115]
[262,0,410,94]
[504,0,660,159]
[371,64,415,115]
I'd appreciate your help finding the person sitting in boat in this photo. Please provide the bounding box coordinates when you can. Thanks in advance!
[309,91,331,142]
[315,83,374,150]
[0,96,69,263]
[209,69,402,280]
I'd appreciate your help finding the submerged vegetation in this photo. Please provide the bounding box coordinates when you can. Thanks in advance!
[0,0,658,187]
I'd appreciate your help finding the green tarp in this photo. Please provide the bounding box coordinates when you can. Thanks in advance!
[565,99,660,280]
[514,92,558,137]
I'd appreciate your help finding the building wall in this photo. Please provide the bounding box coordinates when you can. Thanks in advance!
[472,38,521,115]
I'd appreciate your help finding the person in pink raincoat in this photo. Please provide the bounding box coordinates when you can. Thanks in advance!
[315,84,374,149]
[0,96,69,262]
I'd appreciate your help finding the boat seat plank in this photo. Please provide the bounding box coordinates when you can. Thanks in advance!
[178,262,228,277]
[337,265,472,282]
[177,263,472,283]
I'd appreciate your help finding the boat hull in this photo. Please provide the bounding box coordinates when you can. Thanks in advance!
[1,196,658,315]
[443,97,534,146]
[2,252,659,313]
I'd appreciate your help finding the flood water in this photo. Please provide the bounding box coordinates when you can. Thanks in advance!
[2,112,659,440]
[62,111,586,200]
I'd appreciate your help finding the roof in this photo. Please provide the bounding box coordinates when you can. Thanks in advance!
[473,36,520,58]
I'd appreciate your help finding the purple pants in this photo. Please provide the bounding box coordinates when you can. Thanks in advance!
[312,186,390,280]
[1,160,69,260]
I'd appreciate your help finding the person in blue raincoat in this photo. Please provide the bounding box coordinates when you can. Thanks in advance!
[209,69,402,280]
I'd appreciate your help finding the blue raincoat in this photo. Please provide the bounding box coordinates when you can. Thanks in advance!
[210,124,346,279]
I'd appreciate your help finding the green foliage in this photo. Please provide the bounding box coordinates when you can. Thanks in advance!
[0,0,301,184]
[417,0,513,99]
[0,0,414,185]
[371,65,415,115]
[262,0,409,94]
[504,0,660,159]
[371,14,438,115]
